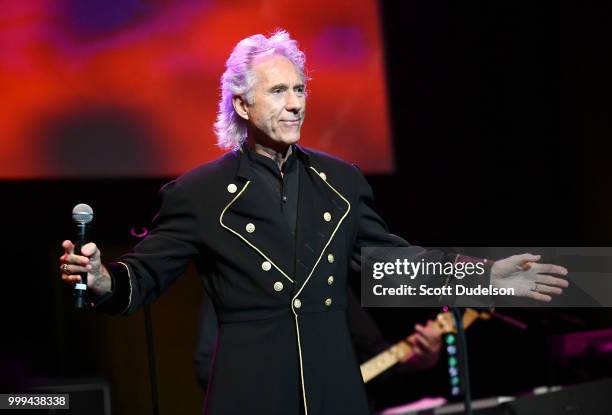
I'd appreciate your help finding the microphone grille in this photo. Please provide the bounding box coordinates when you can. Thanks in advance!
[72,203,94,224]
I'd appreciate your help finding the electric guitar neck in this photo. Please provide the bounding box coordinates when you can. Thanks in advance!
[360,308,489,383]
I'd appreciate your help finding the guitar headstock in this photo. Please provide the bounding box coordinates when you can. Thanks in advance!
[435,308,491,334]
[436,312,456,333]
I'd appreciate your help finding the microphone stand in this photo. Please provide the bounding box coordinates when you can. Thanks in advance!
[144,304,160,415]
[451,307,473,415]
[131,228,160,415]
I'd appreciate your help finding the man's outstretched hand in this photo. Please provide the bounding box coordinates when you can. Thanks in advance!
[491,253,569,302]
[59,240,111,296]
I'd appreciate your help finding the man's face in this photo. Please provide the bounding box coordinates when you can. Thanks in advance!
[243,55,306,148]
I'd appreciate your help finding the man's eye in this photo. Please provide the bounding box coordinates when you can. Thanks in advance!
[295,87,305,94]
[272,88,283,94]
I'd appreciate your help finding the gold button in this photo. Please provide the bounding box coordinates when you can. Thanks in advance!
[294,298,302,309]
[327,254,334,263]
[261,261,271,271]
[327,276,334,285]
[319,172,327,180]
[324,298,332,307]
[227,183,237,194]
[273,281,284,292]
[323,212,332,222]
[246,223,255,233]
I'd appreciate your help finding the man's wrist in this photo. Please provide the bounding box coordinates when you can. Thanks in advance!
[92,262,132,314]
[89,265,112,296]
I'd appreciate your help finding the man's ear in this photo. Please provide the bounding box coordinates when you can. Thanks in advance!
[232,95,249,121]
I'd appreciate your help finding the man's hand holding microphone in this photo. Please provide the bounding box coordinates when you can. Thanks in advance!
[59,203,111,308]
[59,240,111,297]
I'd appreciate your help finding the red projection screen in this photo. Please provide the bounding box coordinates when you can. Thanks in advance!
[0,1,392,179]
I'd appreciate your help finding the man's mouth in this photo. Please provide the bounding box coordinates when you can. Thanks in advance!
[280,120,301,126]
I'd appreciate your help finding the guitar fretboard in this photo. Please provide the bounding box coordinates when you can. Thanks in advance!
[360,341,412,383]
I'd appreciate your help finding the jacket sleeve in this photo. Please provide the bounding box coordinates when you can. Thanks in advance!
[94,180,200,315]
[349,166,492,302]
[350,165,456,266]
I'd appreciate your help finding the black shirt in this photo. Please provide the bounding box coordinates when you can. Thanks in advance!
[243,145,300,235]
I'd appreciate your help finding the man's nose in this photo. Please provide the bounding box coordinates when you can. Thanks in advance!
[285,90,302,113]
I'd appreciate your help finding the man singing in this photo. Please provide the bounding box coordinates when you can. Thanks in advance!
[59,30,568,415]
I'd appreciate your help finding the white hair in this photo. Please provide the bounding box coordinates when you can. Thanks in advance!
[214,30,307,150]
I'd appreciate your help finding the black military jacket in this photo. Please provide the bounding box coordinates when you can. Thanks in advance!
[99,145,439,415]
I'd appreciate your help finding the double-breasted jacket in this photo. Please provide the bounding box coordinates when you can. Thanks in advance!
[99,145,423,414]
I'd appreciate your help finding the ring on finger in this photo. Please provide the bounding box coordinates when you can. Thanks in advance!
[61,263,70,274]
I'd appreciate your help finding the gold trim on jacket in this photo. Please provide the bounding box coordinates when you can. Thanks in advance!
[218,180,295,284]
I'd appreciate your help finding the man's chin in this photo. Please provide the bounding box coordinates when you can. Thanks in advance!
[280,135,300,145]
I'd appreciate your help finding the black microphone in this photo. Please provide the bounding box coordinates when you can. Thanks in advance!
[72,203,94,309]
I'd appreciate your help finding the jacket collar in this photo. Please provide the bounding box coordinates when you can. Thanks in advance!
[235,143,311,181]
[293,144,311,166]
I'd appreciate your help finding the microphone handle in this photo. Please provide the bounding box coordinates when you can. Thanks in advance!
[74,223,89,309]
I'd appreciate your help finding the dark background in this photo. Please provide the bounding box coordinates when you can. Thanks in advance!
[2,1,612,413]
